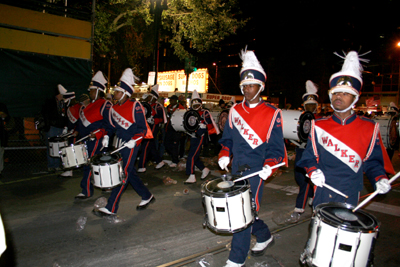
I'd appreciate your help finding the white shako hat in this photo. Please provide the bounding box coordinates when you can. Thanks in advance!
[388,102,399,114]
[114,68,138,97]
[328,51,370,113]
[303,80,319,105]
[239,48,266,94]
[58,84,75,101]
[150,84,160,99]
[190,90,202,106]
[89,71,108,92]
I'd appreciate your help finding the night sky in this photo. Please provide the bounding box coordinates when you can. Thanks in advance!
[212,0,400,107]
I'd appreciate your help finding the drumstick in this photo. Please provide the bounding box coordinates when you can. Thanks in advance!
[111,137,143,154]
[234,162,286,183]
[74,129,100,144]
[353,171,400,212]
[322,183,348,199]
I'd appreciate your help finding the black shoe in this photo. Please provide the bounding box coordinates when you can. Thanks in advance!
[136,195,155,210]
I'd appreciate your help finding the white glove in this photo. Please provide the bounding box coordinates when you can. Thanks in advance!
[102,135,109,148]
[218,156,230,170]
[259,165,272,180]
[147,117,154,124]
[376,179,391,194]
[62,127,68,135]
[125,139,137,149]
[199,123,207,129]
[310,169,325,187]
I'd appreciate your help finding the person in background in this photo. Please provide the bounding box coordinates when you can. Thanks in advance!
[42,88,68,173]
[164,95,186,167]
[184,90,220,184]
[74,71,112,200]
[137,85,167,173]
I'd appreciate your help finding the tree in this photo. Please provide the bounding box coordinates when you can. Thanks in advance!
[94,0,246,64]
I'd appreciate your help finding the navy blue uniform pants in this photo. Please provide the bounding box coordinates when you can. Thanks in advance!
[228,176,272,264]
[80,139,102,197]
[106,144,152,213]
[294,147,313,210]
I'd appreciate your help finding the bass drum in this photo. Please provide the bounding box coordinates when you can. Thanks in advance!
[281,110,314,142]
[373,115,399,150]
[140,102,152,119]
[170,109,200,133]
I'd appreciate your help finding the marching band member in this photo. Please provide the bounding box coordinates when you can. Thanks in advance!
[287,81,320,222]
[137,85,167,172]
[383,102,398,160]
[297,51,395,208]
[218,49,287,267]
[57,84,77,177]
[184,90,220,184]
[74,71,112,200]
[164,95,186,167]
[93,68,155,216]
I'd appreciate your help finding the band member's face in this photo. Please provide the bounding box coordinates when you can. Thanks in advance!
[331,92,355,111]
[89,89,98,100]
[114,91,124,101]
[243,84,261,102]
[304,103,317,113]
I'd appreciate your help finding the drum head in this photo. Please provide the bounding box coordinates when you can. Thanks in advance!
[298,111,314,142]
[141,102,152,118]
[183,110,200,132]
[91,152,121,165]
[218,110,229,132]
[202,178,249,197]
[316,202,379,232]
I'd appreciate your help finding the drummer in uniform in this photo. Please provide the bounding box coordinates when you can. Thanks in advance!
[164,95,186,168]
[74,71,113,200]
[285,80,320,222]
[184,90,220,184]
[57,84,77,177]
[383,102,399,160]
[218,49,288,267]
[93,68,155,216]
[297,51,395,209]
[137,84,167,172]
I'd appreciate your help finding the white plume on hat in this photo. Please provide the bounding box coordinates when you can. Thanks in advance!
[58,84,75,102]
[239,50,266,78]
[89,71,108,92]
[191,90,201,101]
[239,48,267,100]
[150,84,159,99]
[113,68,138,97]
[304,80,318,98]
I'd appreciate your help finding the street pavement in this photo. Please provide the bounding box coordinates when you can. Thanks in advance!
[0,147,399,267]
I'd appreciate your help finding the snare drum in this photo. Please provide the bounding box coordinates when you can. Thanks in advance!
[170,110,200,132]
[301,202,379,267]
[141,102,152,118]
[60,144,88,168]
[48,136,68,157]
[218,110,229,132]
[373,115,399,149]
[201,177,255,233]
[90,153,123,189]
[281,110,314,142]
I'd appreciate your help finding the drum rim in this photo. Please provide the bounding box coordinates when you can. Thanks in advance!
[90,152,122,165]
[297,111,315,143]
[205,219,255,234]
[183,109,200,132]
[315,202,380,233]
[201,178,251,198]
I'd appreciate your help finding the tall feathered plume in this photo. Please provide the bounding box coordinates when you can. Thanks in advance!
[305,80,318,95]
